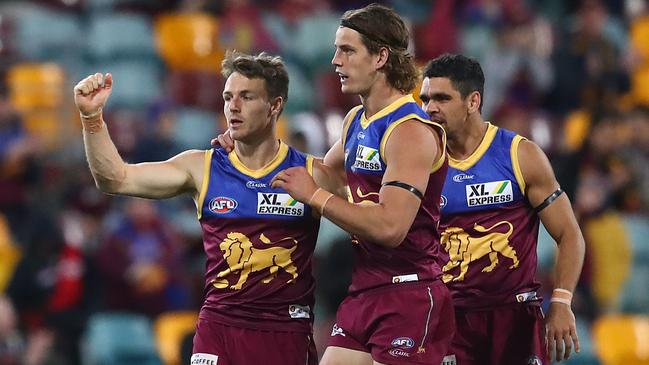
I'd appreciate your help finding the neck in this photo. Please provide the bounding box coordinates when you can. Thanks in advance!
[234,133,280,170]
[447,117,489,160]
[360,79,405,118]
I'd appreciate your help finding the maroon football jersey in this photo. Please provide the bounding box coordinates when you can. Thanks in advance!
[196,143,320,333]
[439,124,541,309]
[342,96,448,293]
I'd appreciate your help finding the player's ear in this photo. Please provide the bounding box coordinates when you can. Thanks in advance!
[376,46,389,70]
[269,96,283,117]
[467,91,481,115]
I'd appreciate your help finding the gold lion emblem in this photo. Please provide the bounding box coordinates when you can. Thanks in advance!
[211,232,298,290]
[441,221,519,283]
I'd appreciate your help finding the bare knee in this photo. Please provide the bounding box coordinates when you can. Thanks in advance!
[319,346,372,365]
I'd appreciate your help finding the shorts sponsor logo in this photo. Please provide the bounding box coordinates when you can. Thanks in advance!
[452,173,475,183]
[392,274,419,284]
[391,337,415,348]
[191,353,218,365]
[257,193,304,216]
[441,354,457,365]
[388,348,410,358]
[331,324,346,337]
[246,181,267,189]
[209,197,238,214]
[352,145,381,171]
[465,180,513,207]
[288,304,310,319]
[516,291,538,303]
[527,355,543,365]
[440,195,447,209]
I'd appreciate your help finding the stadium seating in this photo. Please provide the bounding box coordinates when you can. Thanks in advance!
[6,62,66,148]
[593,315,649,365]
[81,312,162,365]
[154,311,198,365]
[173,107,219,150]
[154,13,224,73]
[86,13,157,61]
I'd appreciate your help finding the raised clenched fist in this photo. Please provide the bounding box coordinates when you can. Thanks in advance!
[73,73,113,117]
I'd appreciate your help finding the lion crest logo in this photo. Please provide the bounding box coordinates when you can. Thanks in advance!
[211,232,298,290]
[441,221,519,283]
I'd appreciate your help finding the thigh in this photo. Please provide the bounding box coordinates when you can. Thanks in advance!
[492,305,547,365]
[368,281,455,365]
[193,319,317,365]
[319,346,373,365]
[446,311,489,365]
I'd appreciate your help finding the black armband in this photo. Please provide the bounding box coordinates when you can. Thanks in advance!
[382,181,424,200]
[533,188,564,214]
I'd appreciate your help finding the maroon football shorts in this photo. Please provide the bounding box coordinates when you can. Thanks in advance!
[191,318,317,365]
[328,280,455,364]
[443,303,547,365]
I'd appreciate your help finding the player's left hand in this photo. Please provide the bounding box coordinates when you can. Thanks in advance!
[546,302,580,362]
[271,167,318,203]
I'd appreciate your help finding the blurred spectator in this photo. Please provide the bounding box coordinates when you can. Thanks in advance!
[550,0,629,114]
[97,199,189,317]
[0,295,22,365]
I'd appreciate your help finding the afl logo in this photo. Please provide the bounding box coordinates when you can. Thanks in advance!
[440,195,447,208]
[209,197,238,214]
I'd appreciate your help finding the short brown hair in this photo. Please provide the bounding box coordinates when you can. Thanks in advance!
[340,3,418,93]
[221,51,289,106]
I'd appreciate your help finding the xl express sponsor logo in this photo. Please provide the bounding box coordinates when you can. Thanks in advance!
[353,145,381,171]
[257,193,305,216]
[465,180,513,207]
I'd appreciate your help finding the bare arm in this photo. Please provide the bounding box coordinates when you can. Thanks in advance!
[518,139,585,361]
[519,140,585,295]
[75,73,203,199]
[273,120,441,248]
[312,158,347,199]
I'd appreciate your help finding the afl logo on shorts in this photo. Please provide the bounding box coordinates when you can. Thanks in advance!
[209,197,238,214]
[391,337,414,348]
[440,195,447,208]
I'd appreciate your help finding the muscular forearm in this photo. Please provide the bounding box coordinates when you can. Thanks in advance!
[82,117,128,193]
[552,230,585,292]
[321,194,412,248]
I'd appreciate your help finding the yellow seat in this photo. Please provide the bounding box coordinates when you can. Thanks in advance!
[154,311,198,365]
[0,214,21,292]
[593,315,649,365]
[154,13,225,73]
[7,63,65,110]
[630,16,649,105]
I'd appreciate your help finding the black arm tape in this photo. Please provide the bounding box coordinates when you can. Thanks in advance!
[382,181,424,200]
[533,188,564,214]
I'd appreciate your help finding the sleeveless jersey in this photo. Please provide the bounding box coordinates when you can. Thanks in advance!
[439,123,541,310]
[342,95,448,294]
[196,142,320,332]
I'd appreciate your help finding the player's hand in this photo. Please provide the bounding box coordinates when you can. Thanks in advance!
[546,302,580,362]
[211,129,234,152]
[271,167,318,203]
[73,73,113,117]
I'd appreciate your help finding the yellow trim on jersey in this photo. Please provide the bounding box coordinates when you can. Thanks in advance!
[449,122,498,171]
[360,94,414,129]
[341,105,363,150]
[431,123,447,173]
[229,141,289,179]
[511,135,527,194]
[379,113,433,164]
[196,149,214,220]
[306,155,315,176]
